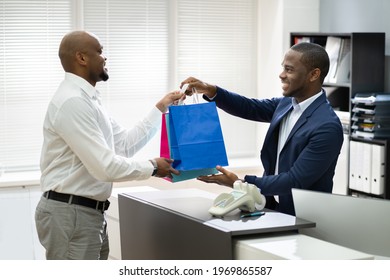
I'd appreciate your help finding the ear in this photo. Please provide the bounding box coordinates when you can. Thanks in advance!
[75,51,87,66]
[309,68,321,82]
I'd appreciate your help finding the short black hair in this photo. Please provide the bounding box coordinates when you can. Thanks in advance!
[291,42,330,83]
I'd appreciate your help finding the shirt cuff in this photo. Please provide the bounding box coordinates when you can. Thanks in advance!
[244,175,257,185]
[203,85,225,102]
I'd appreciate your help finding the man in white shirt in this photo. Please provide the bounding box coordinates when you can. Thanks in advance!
[35,30,183,260]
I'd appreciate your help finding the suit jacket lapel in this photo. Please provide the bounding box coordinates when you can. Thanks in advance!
[267,102,293,139]
[262,100,293,174]
[284,92,327,145]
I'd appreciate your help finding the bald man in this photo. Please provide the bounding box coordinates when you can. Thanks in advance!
[35,31,183,260]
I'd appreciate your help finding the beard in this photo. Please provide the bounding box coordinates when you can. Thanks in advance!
[100,70,109,81]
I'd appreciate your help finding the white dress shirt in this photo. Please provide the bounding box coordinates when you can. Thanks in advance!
[40,72,160,201]
[275,91,322,175]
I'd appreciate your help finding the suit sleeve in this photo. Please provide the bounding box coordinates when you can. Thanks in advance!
[205,86,280,123]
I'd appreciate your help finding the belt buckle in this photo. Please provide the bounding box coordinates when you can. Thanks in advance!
[97,201,106,212]
[95,200,110,212]
[96,201,102,211]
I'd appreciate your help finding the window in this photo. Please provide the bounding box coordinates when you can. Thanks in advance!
[176,0,258,158]
[83,0,169,161]
[0,0,257,172]
[0,0,73,171]
[83,0,258,161]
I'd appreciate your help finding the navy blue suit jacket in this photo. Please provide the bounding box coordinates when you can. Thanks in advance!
[209,86,344,215]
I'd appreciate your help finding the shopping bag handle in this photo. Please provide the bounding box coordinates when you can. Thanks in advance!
[178,83,199,105]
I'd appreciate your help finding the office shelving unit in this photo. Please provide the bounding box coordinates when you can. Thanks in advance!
[290,32,388,199]
[290,32,385,114]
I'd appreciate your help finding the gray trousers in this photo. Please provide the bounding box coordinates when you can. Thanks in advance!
[35,196,109,260]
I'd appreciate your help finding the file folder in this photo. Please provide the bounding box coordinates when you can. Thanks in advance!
[371,144,385,195]
[349,140,358,191]
[354,141,364,191]
[349,140,372,193]
[362,142,372,194]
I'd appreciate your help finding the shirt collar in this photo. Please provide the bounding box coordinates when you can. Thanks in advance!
[65,72,100,100]
[291,90,322,112]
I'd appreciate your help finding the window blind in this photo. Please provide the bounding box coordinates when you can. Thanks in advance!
[0,0,258,172]
[82,0,169,160]
[83,0,258,160]
[177,0,258,158]
[0,0,73,171]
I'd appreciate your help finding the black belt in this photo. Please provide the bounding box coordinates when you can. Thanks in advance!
[43,190,110,212]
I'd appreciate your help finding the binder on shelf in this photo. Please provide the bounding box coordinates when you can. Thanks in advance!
[332,38,351,83]
[371,144,385,195]
[349,141,372,193]
[324,36,342,83]
[350,140,386,196]
[349,141,362,191]
[323,37,351,84]
[362,142,372,194]
[349,140,359,191]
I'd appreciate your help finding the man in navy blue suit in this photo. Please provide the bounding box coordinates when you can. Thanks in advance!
[181,42,344,216]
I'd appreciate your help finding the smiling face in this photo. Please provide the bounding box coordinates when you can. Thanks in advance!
[82,33,109,85]
[278,43,329,103]
[279,49,313,102]
[59,31,109,86]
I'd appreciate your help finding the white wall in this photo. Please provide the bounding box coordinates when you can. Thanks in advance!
[257,0,320,98]
[256,0,320,150]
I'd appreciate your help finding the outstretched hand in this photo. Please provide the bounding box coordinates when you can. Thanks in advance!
[197,165,239,187]
[156,91,185,113]
[180,77,217,99]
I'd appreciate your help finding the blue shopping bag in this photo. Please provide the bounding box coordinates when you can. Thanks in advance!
[160,113,218,182]
[168,102,229,171]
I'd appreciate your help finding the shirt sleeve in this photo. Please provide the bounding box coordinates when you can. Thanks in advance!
[54,97,156,182]
[111,106,161,158]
